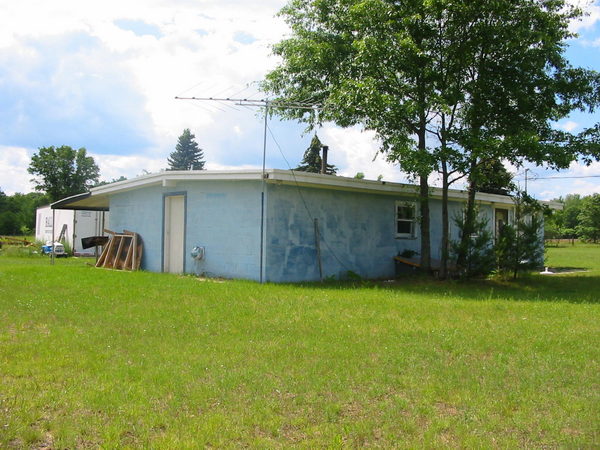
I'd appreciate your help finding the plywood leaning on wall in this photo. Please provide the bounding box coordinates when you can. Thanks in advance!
[96,229,143,271]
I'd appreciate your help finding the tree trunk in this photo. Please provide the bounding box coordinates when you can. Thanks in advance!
[440,159,449,279]
[419,173,431,272]
[416,117,431,272]
[456,158,478,270]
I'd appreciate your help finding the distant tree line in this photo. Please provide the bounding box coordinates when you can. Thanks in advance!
[3,129,205,237]
[0,189,48,236]
[545,194,600,243]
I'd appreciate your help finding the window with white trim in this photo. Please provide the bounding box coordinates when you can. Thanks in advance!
[396,201,416,238]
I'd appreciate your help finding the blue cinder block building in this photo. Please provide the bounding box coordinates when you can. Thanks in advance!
[54,169,525,282]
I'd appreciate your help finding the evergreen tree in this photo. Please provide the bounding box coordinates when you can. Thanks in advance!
[295,135,336,174]
[475,160,515,196]
[451,208,495,278]
[495,193,545,279]
[167,129,205,171]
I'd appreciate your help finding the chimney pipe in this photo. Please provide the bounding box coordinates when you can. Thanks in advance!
[321,145,329,174]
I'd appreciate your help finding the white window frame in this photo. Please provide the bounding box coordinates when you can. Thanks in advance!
[395,201,417,239]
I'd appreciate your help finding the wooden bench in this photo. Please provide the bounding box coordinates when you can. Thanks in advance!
[394,255,457,277]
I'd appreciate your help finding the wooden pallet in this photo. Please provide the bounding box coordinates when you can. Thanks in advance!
[0,236,34,247]
[96,229,143,271]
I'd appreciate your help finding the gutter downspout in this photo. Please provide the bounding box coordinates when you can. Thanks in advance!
[51,208,55,266]
[259,102,269,283]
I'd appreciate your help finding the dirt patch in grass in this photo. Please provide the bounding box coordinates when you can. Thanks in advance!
[435,402,460,417]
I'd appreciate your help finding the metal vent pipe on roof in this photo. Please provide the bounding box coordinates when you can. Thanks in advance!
[321,145,329,174]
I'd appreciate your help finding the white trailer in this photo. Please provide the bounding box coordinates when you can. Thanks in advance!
[35,205,109,256]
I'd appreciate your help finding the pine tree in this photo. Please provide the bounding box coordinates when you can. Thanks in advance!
[295,135,336,175]
[475,159,515,196]
[495,193,545,279]
[451,208,495,278]
[167,129,205,170]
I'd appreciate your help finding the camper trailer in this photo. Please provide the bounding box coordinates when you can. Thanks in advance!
[35,205,108,257]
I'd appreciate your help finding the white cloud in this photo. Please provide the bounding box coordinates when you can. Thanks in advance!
[0,146,35,195]
[205,162,261,171]
[526,160,600,199]
[92,153,166,182]
[1,0,598,203]
[568,159,600,175]
[558,120,579,132]
[568,0,600,32]
[320,126,408,182]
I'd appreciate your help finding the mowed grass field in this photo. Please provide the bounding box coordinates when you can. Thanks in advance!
[0,245,599,447]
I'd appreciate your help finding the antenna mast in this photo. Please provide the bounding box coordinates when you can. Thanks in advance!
[175,95,321,283]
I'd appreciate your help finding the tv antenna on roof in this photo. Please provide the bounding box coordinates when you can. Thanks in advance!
[175,95,322,283]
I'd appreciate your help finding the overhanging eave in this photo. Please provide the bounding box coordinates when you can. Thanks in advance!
[51,192,110,211]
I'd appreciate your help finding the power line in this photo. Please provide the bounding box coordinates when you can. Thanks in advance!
[515,174,600,181]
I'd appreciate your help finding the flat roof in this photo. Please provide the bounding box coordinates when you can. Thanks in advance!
[52,169,559,210]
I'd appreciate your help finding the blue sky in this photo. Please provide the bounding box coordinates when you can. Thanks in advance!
[1,0,599,200]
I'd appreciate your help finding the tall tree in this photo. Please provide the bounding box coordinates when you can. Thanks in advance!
[264,0,599,277]
[264,0,445,270]
[453,0,600,275]
[28,146,100,202]
[561,194,583,237]
[167,129,205,171]
[426,0,599,278]
[295,135,337,174]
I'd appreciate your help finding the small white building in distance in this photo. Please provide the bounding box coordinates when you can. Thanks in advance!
[35,205,108,256]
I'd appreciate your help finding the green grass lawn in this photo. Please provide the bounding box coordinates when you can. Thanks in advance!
[0,245,599,447]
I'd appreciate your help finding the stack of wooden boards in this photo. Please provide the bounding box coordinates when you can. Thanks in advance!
[0,236,34,248]
[96,229,143,271]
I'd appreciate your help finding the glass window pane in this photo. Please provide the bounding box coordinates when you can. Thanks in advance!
[397,205,414,220]
[397,220,412,235]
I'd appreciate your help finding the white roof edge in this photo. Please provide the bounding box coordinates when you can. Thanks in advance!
[87,168,517,205]
[266,169,515,204]
[90,169,265,195]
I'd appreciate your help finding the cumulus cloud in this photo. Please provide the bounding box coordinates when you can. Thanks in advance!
[0,0,289,171]
[568,0,600,32]
[558,120,580,132]
[524,160,600,199]
[569,159,600,175]
[0,0,598,200]
[91,153,166,182]
[0,147,35,195]
[320,126,407,182]
[0,32,155,153]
